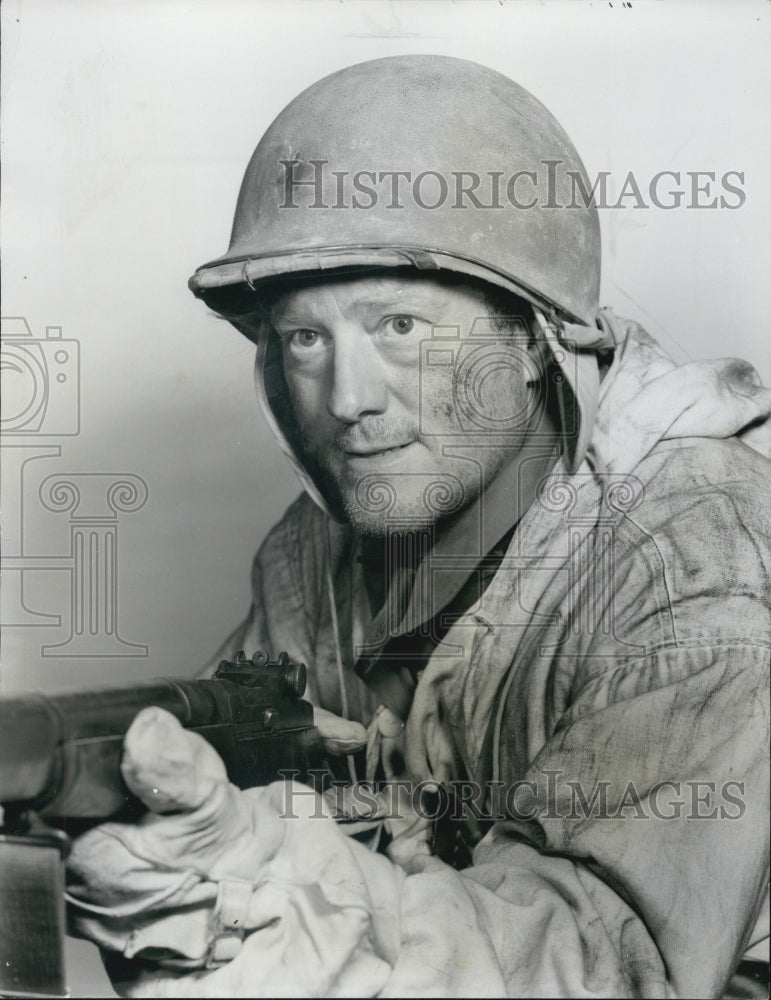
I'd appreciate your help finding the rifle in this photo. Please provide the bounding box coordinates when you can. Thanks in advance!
[0,650,324,999]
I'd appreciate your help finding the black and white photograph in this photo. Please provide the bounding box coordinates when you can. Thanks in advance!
[1,1,769,997]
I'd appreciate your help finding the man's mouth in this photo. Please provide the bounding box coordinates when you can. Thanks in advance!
[344,441,415,459]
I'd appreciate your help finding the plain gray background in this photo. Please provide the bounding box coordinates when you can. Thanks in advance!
[1,1,770,994]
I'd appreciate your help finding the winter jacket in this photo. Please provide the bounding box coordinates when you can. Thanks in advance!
[201,321,771,997]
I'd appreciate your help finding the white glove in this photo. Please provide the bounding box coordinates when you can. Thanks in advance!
[313,705,367,756]
[66,706,402,998]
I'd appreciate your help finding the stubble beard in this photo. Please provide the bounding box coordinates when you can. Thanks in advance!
[304,439,524,539]
[307,445,471,538]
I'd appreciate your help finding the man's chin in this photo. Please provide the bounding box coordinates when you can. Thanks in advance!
[340,479,469,536]
[342,502,438,537]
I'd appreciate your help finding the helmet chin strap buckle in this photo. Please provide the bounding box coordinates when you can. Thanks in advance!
[533,306,604,475]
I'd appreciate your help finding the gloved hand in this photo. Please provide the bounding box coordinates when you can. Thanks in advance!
[315,703,433,863]
[313,705,367,757]
[65,706,403,998]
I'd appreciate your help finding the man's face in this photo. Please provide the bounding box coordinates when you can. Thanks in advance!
[271,273,546,535]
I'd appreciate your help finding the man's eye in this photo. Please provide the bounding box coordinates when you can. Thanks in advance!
[389,316,415,335]
[287,329,319,348]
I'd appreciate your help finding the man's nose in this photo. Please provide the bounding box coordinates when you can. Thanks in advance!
[327,330,388,423]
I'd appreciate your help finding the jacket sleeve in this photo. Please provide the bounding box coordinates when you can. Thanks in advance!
[374,640,769,999]
[197,493,325,691]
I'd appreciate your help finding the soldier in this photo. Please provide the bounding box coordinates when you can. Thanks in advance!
[66,56,770,998]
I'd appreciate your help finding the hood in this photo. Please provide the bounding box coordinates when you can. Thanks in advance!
[250,318,337,518]
[591,320,771,475]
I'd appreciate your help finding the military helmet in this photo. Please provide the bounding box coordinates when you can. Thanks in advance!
[189,54,600,326]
